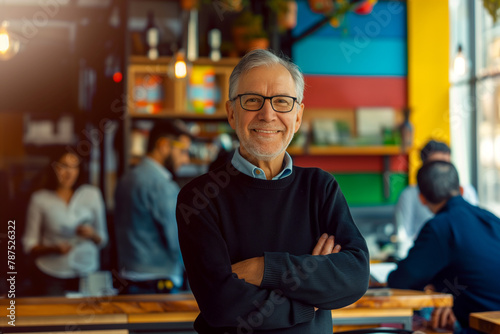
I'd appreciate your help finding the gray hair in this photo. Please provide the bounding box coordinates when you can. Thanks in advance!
[228,49,305,104]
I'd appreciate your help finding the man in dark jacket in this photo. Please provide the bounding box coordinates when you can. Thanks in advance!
[388,161,500,333]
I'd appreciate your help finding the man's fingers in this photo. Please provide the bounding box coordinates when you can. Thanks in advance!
[312,234,341,255]
[449,309,457,325]
[442,307,455,329]
[312,233,328,255]
[431,307,442,329]
[321,235,335,255]
[440,308,448,328]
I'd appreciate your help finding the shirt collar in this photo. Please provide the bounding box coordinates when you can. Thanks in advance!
[231,148,293,180]
[143,156,173,180]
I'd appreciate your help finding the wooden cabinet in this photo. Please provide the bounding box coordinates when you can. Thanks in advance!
[127,56,239,119]
[124,56,239,169]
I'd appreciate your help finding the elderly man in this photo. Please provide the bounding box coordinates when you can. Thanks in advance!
[176,49,369,333]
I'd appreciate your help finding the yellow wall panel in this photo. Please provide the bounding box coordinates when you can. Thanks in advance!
[408,0,450,183]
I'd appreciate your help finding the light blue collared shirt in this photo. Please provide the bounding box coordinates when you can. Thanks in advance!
[231,148,293,180]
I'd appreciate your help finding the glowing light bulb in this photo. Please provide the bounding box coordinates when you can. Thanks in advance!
[0,32,10,53]
[174,55,187,79]
[0,21,20,61]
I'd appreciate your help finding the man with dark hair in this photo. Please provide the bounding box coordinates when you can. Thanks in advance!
[114,120,192,294]
[176,49,369,333]
[388,161,500,333]
[419,140,451,162]
[394,139,478,258]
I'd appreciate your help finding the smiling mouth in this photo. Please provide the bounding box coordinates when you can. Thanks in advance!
[253,129,281,134]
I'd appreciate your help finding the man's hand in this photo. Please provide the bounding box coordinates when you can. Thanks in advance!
[431,307,456,330]
[312,233,341,311]
[231,257,264,286]
[231,233,341,310]
[312,233,341,255]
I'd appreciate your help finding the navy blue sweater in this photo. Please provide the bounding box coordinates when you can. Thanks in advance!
[388,196,500,328]
[176,163,369,333]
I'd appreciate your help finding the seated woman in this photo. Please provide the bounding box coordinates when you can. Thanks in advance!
[22,148,108,296]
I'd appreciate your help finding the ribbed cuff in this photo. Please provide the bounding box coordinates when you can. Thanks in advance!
[292,301,316,323]
[261,252,287,290]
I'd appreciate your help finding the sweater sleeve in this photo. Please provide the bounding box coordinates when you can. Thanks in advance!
[387,220,450,289]
[260,176,370,310]
[176,190,315,330]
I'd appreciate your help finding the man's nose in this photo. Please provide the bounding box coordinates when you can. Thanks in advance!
[257,99,276,121]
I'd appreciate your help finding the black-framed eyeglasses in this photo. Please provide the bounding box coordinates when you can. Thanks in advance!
[231,93,298,113]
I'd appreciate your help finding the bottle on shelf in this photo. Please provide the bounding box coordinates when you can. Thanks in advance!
[145,10,159,60]
[399,107,413,152]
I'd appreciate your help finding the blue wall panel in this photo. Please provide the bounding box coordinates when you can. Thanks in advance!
[294,37,407,76]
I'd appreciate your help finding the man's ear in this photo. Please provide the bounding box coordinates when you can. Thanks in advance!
[157,137,171,156]
[294,103,304,134]
[226,100,236,130]
[459,185,464,196]
[419,192,428,206]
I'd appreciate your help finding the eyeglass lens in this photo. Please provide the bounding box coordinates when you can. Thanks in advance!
[240,94,295,112]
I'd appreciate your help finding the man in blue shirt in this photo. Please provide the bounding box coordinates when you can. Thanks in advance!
[114,120,192,294]
[388,161,500,333]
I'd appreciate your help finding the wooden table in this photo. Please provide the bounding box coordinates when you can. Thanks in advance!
[470,311,500,334]
[332,288,453,330]
[0,289,453,333]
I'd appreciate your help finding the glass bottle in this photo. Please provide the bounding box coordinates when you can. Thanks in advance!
[145,11,159,60]
[399,108,413,152]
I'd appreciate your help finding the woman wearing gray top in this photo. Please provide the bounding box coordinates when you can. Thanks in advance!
[22,149,108,296]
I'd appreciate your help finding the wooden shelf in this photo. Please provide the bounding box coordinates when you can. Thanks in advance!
[129,56,241,67]
[128,111,227,121]
[309,145,406,155]
[287,146,305,155]
[288,145,408,156]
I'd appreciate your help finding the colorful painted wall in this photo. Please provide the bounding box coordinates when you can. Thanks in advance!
[407,0,450,184]
[291,0,409,206]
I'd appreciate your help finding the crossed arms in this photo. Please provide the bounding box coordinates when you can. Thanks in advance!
[232,234,341,286]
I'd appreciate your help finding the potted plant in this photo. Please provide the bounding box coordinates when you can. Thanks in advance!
[267,0,298,30]
[482,0,500,22]
[180,0,198,10]
[308,0,334,14]
[232,11,268,54]
[246,29,269,51]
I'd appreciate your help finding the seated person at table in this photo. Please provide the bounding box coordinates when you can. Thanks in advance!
[394,140,478,259]
[22,148,108,296]
[176,49,369,334]
[387,161,500,333]
[114,120,192,294]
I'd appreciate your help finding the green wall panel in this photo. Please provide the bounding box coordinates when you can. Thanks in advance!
[333,173,408,206]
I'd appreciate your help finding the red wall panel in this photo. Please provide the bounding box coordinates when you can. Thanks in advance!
[303,76,407,109]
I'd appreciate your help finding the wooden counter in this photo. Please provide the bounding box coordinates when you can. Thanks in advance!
[0,289,453,333]
[332,289,453,330]
[470,311,500,334]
